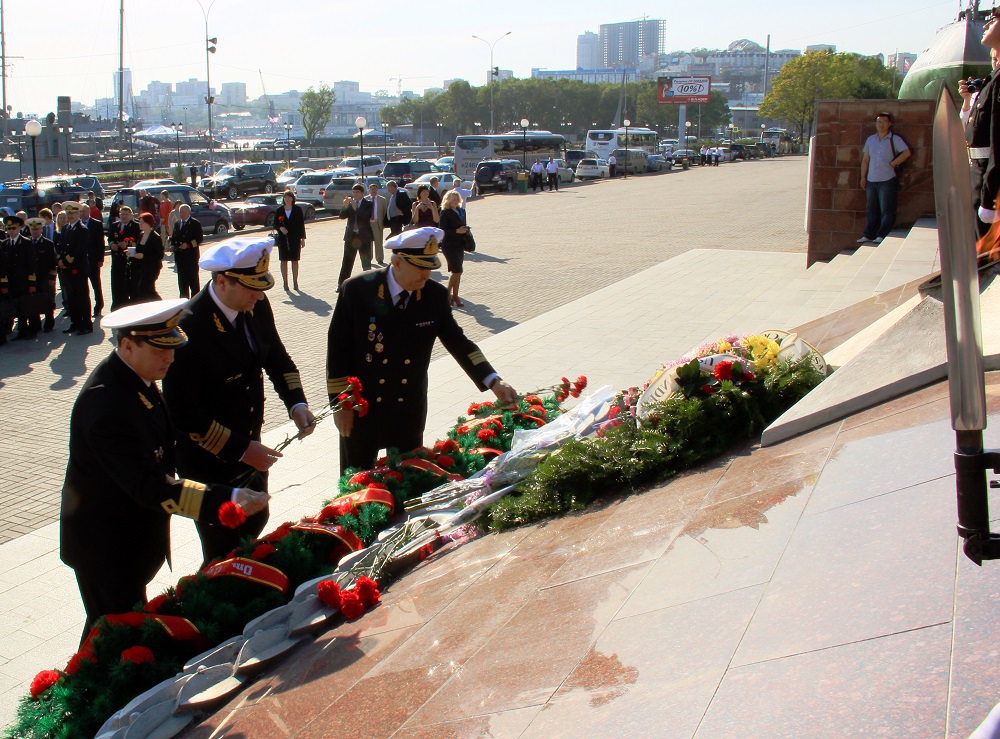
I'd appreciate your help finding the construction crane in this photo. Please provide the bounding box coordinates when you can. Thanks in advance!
[259,69,277,124]
[389,75,432,97]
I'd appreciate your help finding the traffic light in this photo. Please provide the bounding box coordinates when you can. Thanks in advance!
[492,66,499,78]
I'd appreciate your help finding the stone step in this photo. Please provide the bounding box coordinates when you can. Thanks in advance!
[874,218,939,294]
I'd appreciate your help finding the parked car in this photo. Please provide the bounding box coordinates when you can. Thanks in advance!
[435,156,455,172]
[230,194,316,230]
[322,176,390,211]
[276,167,315,189]
[575,158,610,179]
[110,184,232,234]
[200,162,278,200]
[646,154,669,172]
[338,155,383,176]
[565,150,599,171]
[669,149,699,165]
[473,159,524,192]
[381,158,442,184]
[611,148,649,175]
[292,170,342,206]
[402,172,473,198]
[539,158,574,184]
[131,178,179,190]
[254,138,298,150]
[727,143,749,161]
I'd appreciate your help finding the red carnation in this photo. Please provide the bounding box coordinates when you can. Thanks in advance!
[341,399,354,411]
[349,471,374,486]
[702,384,716,395]
[525,395,542,404]
[120,646,155,665]
[467,402,482,415]
[437,455,455,467]
[339,590,365,619]
[477,428,496,441]
[354,576,381,607]
[714,362,734,381]
[251,543,277,560]
[30,670,60,700]
[743,370,755,382]
[218,501,246,529]
[609,405,621,419]
[347,376,362,391]
[528,405,547,418]
[317,579,342,609]
[356,398,369,417]
[144,593,170,614]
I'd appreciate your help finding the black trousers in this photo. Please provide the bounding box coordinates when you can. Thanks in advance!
[74,568,147,646]
[110,253,129,310]
[339,420,422,473]
[88,261,104,314]
[195,507,269,568]
[64,273,93,330]
[338,238,373,285]
[387,216,406,236]
[175,248,201,298]
[547,172,558,191]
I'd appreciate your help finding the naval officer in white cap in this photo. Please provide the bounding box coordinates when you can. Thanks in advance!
[162,236,314,566]
[60,298,269,642]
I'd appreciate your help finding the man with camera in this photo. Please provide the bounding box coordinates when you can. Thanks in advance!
[338,183,374,288]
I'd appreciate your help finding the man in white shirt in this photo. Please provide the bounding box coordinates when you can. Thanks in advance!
[529,159,545,191]
[545,159,559,191]
[608,153,617,178]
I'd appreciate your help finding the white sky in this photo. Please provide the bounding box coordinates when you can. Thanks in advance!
[2,0,961,116]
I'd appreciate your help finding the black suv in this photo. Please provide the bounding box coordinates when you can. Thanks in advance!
[473,159,524,192]
[381,159,441,184]
[728,143,749,161]
[200,162,277,200]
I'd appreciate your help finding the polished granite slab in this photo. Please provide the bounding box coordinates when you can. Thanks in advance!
[180,373,1000,738]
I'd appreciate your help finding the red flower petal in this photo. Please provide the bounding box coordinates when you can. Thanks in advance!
[218,501,246,529]
[317,579,342,609]
[354,576,381,607]
[30,670,60,700]
[120,646,155,665]
[340,590,364,619]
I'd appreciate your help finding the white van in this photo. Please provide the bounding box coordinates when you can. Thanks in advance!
[339,155,383,176]
[611,149,649,175]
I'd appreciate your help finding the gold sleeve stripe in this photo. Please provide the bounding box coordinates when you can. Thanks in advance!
[177,480,207,518]
[189,421,232,456]
[328,377,350,395]
[468,351,487,366]
[284,372,303,391]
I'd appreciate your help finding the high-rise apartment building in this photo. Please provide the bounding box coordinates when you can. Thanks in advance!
[599,19,665,69]
[577,31,599,69]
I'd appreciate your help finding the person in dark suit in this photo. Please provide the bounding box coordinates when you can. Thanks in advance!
[79,203,106,317]
[108,205,141,309]
[129,213,164,303]
[61,298,269,642]
[170,204,204,298]
[0,215,38,341]
[384,180,412,236]
[338,183,374,288]
[427,177,443,207]
[56,202,93,335]
[163,237,315,566]
[25,217,57,335]
[326,227,517,471]
[274,190,306,291]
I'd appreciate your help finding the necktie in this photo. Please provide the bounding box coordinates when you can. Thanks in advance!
[396,290,409,310]
[234,312,256,353]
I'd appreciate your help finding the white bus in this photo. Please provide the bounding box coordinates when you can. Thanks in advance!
[760,128,794,155]
[454,132,567,179]
[586,127,659,158]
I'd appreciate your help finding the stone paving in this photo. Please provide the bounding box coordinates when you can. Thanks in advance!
[0,157,807,545]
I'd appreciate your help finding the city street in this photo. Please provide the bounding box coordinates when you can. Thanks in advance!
[0,156,808,546]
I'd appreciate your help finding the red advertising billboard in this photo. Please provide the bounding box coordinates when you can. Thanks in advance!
[658,76,712,105]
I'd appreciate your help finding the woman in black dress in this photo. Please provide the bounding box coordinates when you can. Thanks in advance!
[128,213,164,303]
[438,189,470,307]
[274,190,306,290]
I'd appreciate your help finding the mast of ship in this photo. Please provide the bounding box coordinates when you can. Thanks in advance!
[118,0,125,162]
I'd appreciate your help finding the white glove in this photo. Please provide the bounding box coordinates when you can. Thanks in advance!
[126,246,137,257]
[234,487,270,516]
[979,206,998,224]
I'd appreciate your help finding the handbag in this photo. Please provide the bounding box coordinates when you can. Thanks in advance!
[463,227,476,253]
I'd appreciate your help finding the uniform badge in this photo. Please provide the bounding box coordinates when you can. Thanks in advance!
[378,285,385,299]
[137,392,154,410]
[377,332,383,341]
[365,353,373,362]
[369,321,376,330]
[368,331,376,341]
[375,343,384,353]
[213,314,226,333]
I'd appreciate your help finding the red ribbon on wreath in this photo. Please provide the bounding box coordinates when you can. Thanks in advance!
[201,556,289,594]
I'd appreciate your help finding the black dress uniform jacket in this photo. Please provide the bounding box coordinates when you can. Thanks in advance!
[59,221,91,278]
[326,267,496,468]
[60,351,231,586]
[967,69,1000,228]
[0,235,37,297]
[80,215,106,269]
[163,285,307,487]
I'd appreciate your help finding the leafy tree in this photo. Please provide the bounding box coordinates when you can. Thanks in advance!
[298,84,336,144]
[759,51,844,141]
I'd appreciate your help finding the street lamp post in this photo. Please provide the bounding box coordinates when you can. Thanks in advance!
[171,122,183,172]
[381,121,389,163]
[25,119,41,188]
[58,125,73,173]
[520,117,529,168]
[436,122,443,156]
[623,118,630,180]
[356,116,367,183]
[283,121,292,168]
[196,0,219,169]
[472,31,511,134]
[685,120,693,164]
